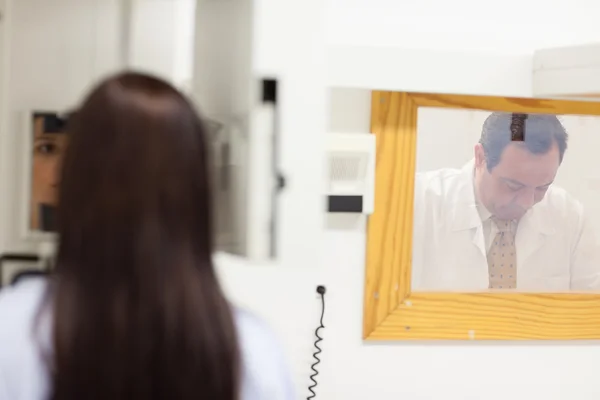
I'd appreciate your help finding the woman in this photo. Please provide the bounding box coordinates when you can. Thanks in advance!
[0,72,295,400]
[30,113,69,231]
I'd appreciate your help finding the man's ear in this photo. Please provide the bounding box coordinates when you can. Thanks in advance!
[474,143,486,169]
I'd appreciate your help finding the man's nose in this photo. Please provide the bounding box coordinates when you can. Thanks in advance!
[516,189,536,209]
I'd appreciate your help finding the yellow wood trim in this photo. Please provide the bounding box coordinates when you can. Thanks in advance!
[409,92,600,115]
[364,91,600,340]
[364,92,417,337]
[371,292,600,340]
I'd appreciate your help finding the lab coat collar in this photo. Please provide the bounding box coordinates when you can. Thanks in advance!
[450,160,484,231]
[450,160,556,235]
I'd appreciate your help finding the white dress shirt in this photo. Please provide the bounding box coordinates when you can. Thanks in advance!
[475,200,517,253]
[0,278,296,400]
[412,160,600,291]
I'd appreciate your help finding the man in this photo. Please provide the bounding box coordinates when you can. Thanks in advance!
[412,112,600,291]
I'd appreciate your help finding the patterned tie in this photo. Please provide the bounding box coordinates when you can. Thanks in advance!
[487,218,517,289]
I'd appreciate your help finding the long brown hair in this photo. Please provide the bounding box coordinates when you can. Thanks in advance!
[48,72,239,399]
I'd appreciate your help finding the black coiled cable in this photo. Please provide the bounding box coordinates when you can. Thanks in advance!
[307,285,326,399]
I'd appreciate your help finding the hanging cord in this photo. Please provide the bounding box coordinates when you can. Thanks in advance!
[307,285,326,399]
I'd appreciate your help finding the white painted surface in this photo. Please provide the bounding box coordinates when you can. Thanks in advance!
[533,43,600,97]
[128,0,178,81]
[1,0,600,399]
[224,89,600,400]
[328,45,534,96]
[327,0,600,96]
[218,1,600,398]
[0,0,196,253]
[325,0,600,54]
[128,0,196,87]
[0,0,124,253]
[0,0,8,252]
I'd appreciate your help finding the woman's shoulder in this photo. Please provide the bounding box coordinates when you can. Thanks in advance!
[0,281,295,400]
[0,278,49,353]
[233,308,288,368]
[233,308,296,400]
[0,278,47,334]
[234,308,279,346]
[0,278,51,399]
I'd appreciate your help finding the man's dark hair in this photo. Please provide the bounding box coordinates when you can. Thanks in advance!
[479,112,568,171]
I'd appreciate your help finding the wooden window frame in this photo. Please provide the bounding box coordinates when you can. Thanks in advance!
[364,91,600,340]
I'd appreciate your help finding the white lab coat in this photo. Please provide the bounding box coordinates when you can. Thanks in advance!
[412,161,600,291]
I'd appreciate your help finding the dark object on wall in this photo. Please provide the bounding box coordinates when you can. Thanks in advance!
[307,285,326,399]
[327,195,363,213]
[40,204,57,232]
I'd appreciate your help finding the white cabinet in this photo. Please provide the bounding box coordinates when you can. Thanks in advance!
[192,0,327,263]
[533,43,600,99]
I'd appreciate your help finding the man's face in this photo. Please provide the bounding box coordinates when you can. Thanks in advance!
[474,142,560,221]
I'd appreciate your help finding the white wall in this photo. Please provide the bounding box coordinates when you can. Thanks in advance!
[128,0,196,89]
[0,0,124,253]
[223,97,600,400]
[325,0,600,54]
[219,1,600,400]
[3,0,600,399]
[0,0,196,254]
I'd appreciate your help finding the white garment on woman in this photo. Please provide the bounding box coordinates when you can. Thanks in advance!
[0,278,296,400]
